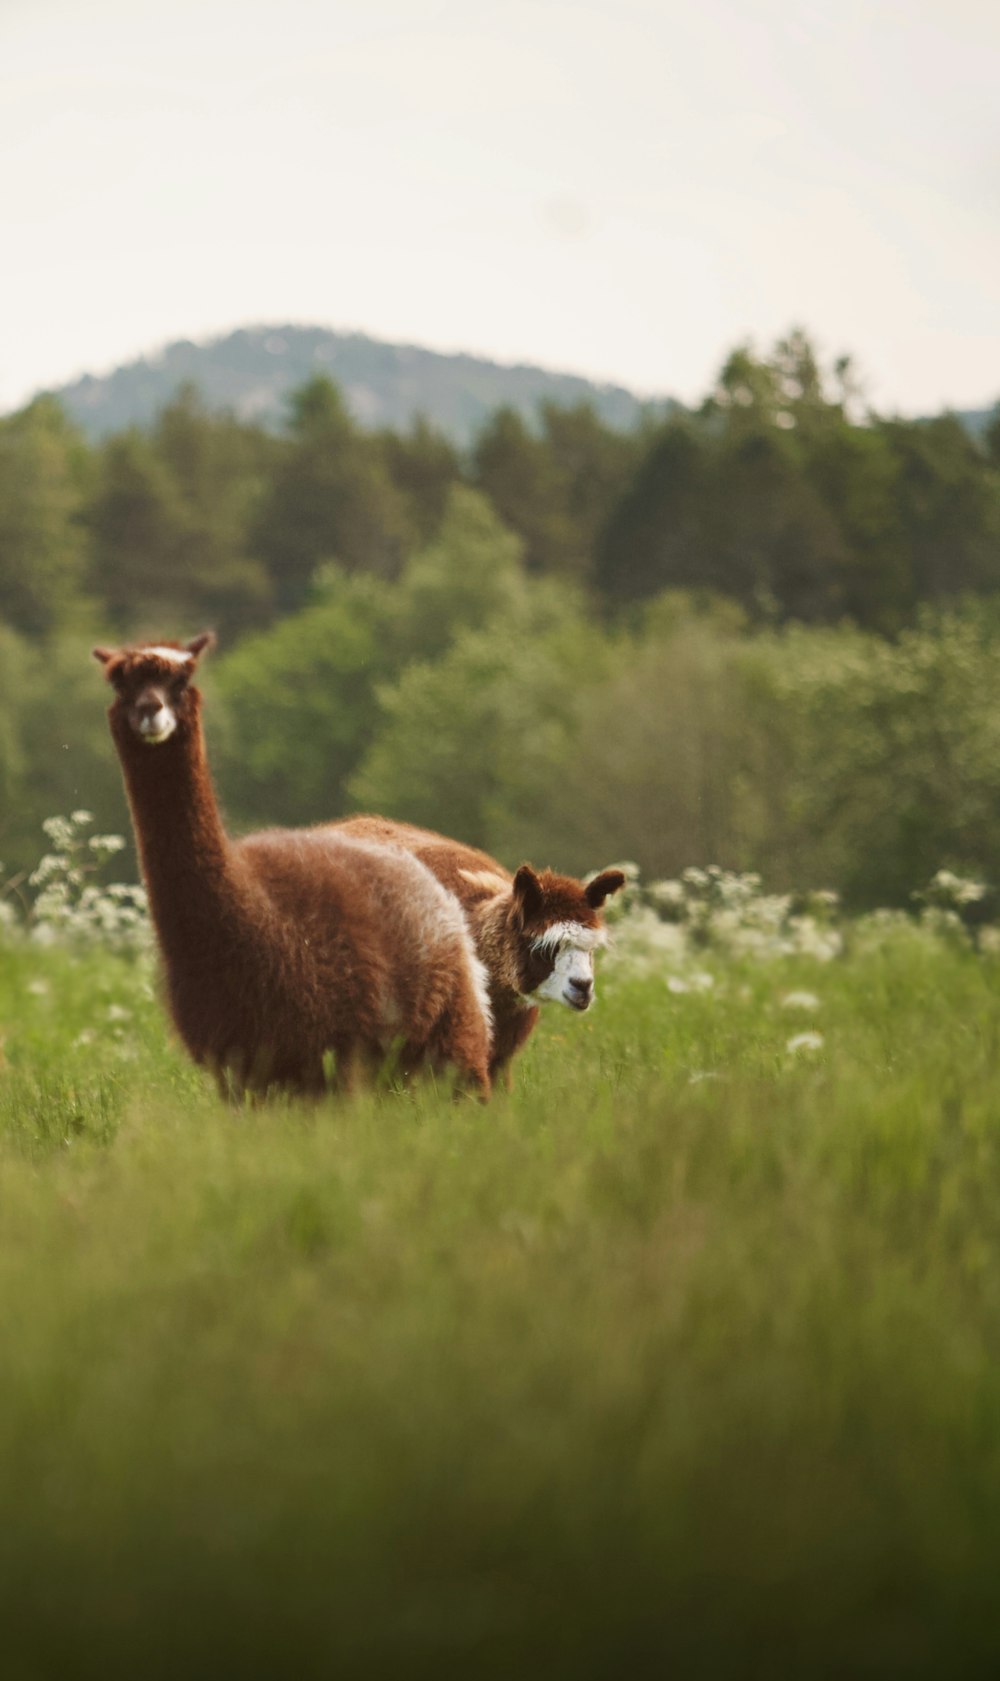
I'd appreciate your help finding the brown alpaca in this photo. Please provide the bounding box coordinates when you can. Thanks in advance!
[92,637,493,1099]
[336,817,625,1084]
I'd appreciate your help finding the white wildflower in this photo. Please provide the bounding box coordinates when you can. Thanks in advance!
[781,990,820,1011]
[88,834,126,855]
[803,889,840,914]
[667,975,690,994]
[28,814,150,954]
[919,907,966,941]
[786,1031,824,1054]
[922,868,986,908]
[647,879,686,913]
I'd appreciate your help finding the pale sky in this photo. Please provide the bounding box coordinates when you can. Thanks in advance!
[2,0,998,416]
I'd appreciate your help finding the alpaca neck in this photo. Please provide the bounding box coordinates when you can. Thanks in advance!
[111,693,239,944]
[472,893,525,1003]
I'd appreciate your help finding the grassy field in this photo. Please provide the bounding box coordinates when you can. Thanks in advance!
[3,927,1000,1678]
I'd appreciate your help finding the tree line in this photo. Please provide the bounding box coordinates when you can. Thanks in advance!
[2,329,1000,905]
[4,327,1000,644]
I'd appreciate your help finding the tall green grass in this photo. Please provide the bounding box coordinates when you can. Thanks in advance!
[2,936,1000,1677]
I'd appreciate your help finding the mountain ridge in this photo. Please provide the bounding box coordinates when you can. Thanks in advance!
[41,324,670,445]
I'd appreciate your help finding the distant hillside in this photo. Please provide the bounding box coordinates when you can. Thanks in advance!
[958,407,995,439]
[47,325,669,444]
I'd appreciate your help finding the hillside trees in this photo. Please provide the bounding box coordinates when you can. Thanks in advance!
[211,489,531,831]
[4,335,999,652]
[149,387,275,633]
[471,406,575,576]
[0,626,128,884]
[880,415,1000,609]
[378,415,462,545]
[0,398,92,635]
[349,591,608,856]
[86,388,275,637]
[4,336,1000,904]
[732,608,1000,904]
[350,596,1000,904]
[211,569,395,829]
[251,377,411,612]
[471,402,639,584]
[393,485,528,662]
[597,335,1000,630]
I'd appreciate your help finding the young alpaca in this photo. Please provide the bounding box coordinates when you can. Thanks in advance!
[92,637,493,1099]
[336,817,625,1083]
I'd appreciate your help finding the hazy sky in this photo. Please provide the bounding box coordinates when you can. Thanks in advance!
[3,0,998,415]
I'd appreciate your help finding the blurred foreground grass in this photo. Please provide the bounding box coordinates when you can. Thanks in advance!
[3,936,1000,1677]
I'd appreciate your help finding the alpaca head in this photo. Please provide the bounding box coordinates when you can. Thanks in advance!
[92,633,215,745]
[509,864,625,1011]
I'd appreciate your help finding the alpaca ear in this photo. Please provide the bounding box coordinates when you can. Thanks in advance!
[512,864,544,921]
[186,631,217,660]
[585,869,627,909]
[92,646,115,668]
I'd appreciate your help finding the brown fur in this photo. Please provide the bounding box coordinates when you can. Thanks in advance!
[94,641,492,1099]
[336,817,624,1084]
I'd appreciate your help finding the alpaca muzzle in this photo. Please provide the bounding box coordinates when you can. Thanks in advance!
[534,943,598,1010]
[133,688,177,744]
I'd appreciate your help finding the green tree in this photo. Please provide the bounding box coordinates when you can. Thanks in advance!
[498,596,758,880]
[379,415,461,546]
[730,610,1000,904]
[595,419,711,607]
[879,415,1000,607]
[350,586,606,858]
[714,428,849,622]
[0,625,31,861]
[395,486,528,663]
[87,392,278,637]
[85,431,188,632]
[0,629,129,885]
[539,401,642,584]
[211,490,541,830]
[211,570,398,829]
[151,385,276,634]
[471,407,577,577]
[252,378,412,612]
[0,398,92,635]
[600,332,967,628]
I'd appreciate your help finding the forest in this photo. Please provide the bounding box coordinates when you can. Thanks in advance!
[2,328,1000,906]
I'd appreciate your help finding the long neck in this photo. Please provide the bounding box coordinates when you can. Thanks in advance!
[111,690,242,952]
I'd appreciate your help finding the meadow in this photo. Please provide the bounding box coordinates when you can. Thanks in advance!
[3,849,1000,1677]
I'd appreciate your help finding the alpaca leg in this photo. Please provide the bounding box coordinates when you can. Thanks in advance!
[434,982,493,1103]
[488,1007,539,1086]
[497,1064,515,1094]
[322,1040,368,1097]
[464,1061,492,1102]
[210,1050,248,1108]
